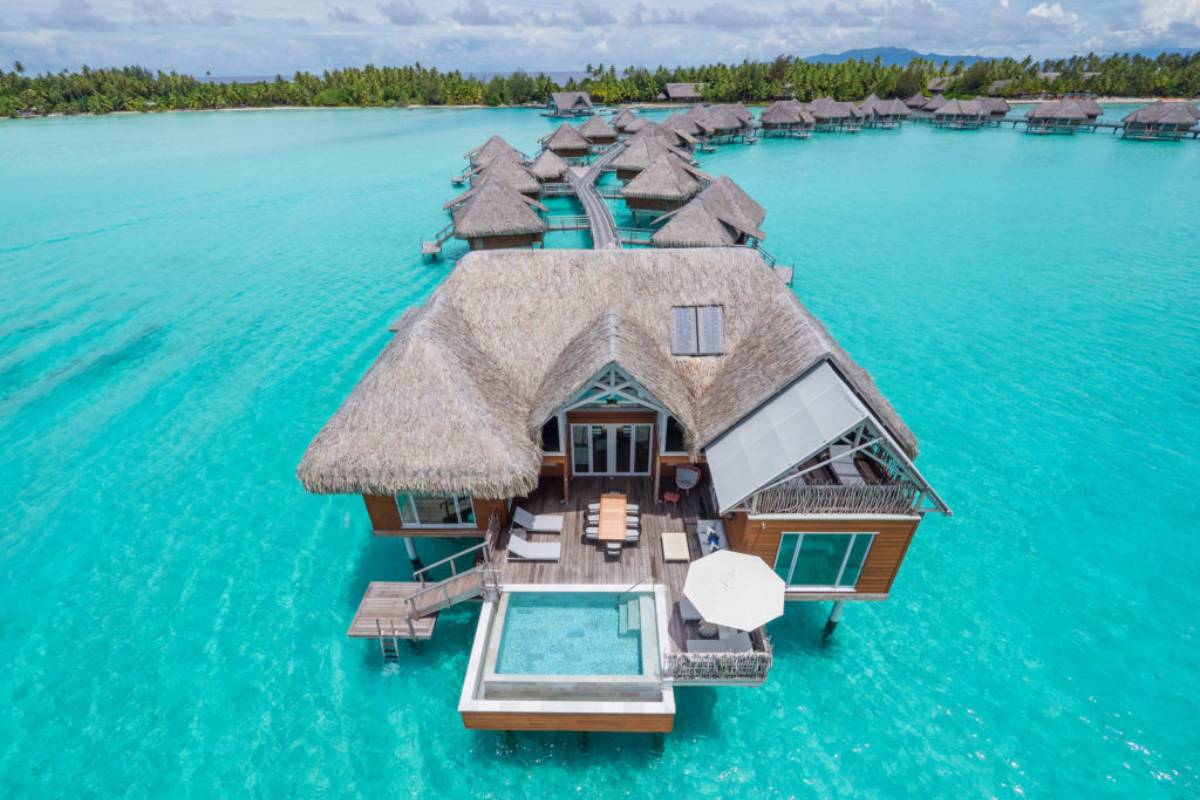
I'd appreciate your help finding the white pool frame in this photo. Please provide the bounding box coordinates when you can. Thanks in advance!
[458,583,675,718]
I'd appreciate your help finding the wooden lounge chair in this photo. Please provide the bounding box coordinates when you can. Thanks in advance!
[507,530,561,561]
[513,506,565,533]
[686,632,753,653]
[829,444,866,486]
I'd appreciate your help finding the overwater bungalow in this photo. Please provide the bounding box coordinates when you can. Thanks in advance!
[466,134,523,168]
[620,154,710,217]
[612,107,640,134]
[546,91,594,117]
[578,115,619,146]
[922,93,948,113]
[1122,101,1199,141]
[976,97,1012,121]
[611,134,691,181]
[447,176,547,250]
[759,99,815,137]
[904,91,929,110]
[657,115,702,150]
[541,123,591,160]
[689,105,753,142]
[858,94,911,128]
[528,149,569,184]
[297,246,948,732]
[664,82,704,103]
[1025,98,1096,134]
[651,176,766,248]
[808,97,862,132]
[932,99,985,129]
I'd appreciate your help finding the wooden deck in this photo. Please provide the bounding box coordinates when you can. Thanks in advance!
[491,476,708,653]
[348,582,440,640]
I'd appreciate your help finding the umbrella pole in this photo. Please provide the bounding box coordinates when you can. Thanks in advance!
[822,600,846,640]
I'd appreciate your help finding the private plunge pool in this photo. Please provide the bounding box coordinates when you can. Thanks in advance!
[459,584,675,716]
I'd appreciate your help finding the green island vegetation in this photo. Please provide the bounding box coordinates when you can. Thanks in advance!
[2,52,1198,118]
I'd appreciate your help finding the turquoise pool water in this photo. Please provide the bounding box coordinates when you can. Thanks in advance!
[495,593,642,676]
[1,107,1197,797]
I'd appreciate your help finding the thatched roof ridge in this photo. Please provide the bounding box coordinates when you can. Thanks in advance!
[468,155,540,196]
[613,108,639,130]
[578,115,618,141]
[860,95,911,117]
[451,177,546,238]
[542,122,590,151]
[1073,97,1103,118]
[976,97,1011,115]
[528,149,568,181]
[923,93,947,112]
[934,98,983,117]
[1027,98,1087,120]
[760,100,804,124]
[467,134,521,166]
[611,133,689,174]
[297,249,918,496]
[620,154,710,201]
[1122,100,1199,125]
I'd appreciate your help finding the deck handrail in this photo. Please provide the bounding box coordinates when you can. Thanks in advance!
[413,538,491,585]
[664,629,773,682]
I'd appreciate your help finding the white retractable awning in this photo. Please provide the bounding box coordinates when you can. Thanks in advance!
[705,362,869,514]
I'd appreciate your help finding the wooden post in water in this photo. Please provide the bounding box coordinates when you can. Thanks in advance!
[403,536,422,570]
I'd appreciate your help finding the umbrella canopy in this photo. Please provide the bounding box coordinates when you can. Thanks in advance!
[683,550,785,631]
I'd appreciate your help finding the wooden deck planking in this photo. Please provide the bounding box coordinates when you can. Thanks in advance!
[348,581,440,640]
[492,476,704,652]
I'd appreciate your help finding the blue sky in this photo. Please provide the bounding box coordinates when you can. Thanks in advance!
[2,0,1198,76]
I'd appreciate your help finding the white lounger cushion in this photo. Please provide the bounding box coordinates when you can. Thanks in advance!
[588,503,638,513]
[829,444,866,486]
[513,507,564,532]
[686,632,753,653]
[507,531,561,561]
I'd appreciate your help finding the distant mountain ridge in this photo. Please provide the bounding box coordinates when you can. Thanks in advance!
[802,47,990,67]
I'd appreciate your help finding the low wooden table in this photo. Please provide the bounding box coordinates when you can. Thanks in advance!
[597,493,627,542]
[660,531,690,562]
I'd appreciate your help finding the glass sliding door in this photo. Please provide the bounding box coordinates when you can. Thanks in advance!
[775,532,875,590]
[569,423,654,475]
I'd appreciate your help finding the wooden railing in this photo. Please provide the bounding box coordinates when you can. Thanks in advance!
[664,630,773,683]
[617,227,654,244]
[545,214,591,231]
[746,480,919,516]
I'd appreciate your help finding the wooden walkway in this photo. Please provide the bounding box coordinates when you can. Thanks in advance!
[491,476,707,653]
[566,144,625,250]
[348,582,440,640]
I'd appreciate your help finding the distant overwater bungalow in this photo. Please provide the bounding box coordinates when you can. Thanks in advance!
[620,154,710,218]
[1026,98,1102,134]
[1122,101,1200,140]
[932,99,985,129]
[858,94,911,128]
[541,123,591,160]
[545,90,594,117]
[759,99,815,137]
[444,176,547,251]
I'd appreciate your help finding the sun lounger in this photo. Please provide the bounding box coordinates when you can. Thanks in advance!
[686,632,753,653]
[513,506,564,533]
[507,530,561,561]
[829,444,866,486]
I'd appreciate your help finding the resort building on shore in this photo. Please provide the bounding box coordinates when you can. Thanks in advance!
[663,82,704,103]
[546,91,594,117]
[445,177,547,251]
[1122,101,1200,140]
[932,99,985,129]
[541,123,591,160]
[298,247,948,733]
[620,154,711,217]
[760,99,815,137]
[578,115,619,146]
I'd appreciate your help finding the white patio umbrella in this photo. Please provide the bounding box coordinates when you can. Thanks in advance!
[683,549,785,631]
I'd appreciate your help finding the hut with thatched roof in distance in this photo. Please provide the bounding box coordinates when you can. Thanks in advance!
[611,133,692,181]
[664,83,704,103]
[1122,101,1199,141]
[528,149,569,184]
[808,97,863,132]
[448,176,547,251]
[1025,98,1095,134]
[467,134,524,168]
[578,115,618,146]
[932,99,985,129]
[858,94,911,129]
[976,97,1012,122]
[620,154,711,218]
[657,115,701,150]
[759,99,815,137]
[463,154,542,198]
[921,93,947,115]
[612,107,640,134]
[904,92,929,111]
[545,91,594,117]
[651,176,766,248]
[541,123,591,159]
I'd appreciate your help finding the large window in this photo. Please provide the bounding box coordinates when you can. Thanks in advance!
[571,424,653,475]
[541,417,562,454]
[774,532,874,590]
[395,493,476,527]
[663,415,687,453]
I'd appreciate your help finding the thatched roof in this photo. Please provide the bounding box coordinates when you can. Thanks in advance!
[976,97,1011,116]
[1122,100,1198,125]
[463,155,540,197]
[549,91,593,112]
[467,134,521,166]
[1074,97,1103,118]
[297,248,918,497]
[1027,98,1088,121]
[528,149,568,181]
[935,99,984,117]
[620,154,710,202]
[612,108,639,131]
[760,99,803,124]
[541,122,590,153]
[450,177,546,239]
[651,176,766,248]
[578,115,618,142]
[904,92,928,109]
[666,83,703,101]
[611,133,690,175]
[809,97,861,120]
[923,93,947,112]
[859,95,911,118]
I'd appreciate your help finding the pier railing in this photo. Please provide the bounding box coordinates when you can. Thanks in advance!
[546,215,591,231]
[745,480,919,516]
[664,629,773,684]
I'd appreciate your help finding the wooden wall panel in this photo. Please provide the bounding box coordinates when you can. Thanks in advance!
[473,498,509,529]
[461,711,674,733]
[362,495,502,537]
[363,494,402,532]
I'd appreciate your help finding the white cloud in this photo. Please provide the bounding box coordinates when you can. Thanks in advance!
[1027,2,1080,25]
[1140,0,1200,31]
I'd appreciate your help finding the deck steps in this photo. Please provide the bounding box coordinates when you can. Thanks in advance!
[618,597,641,636]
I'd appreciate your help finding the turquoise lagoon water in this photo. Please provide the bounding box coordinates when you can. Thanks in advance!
[1,107,1197,797]
[495,593,642,676]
